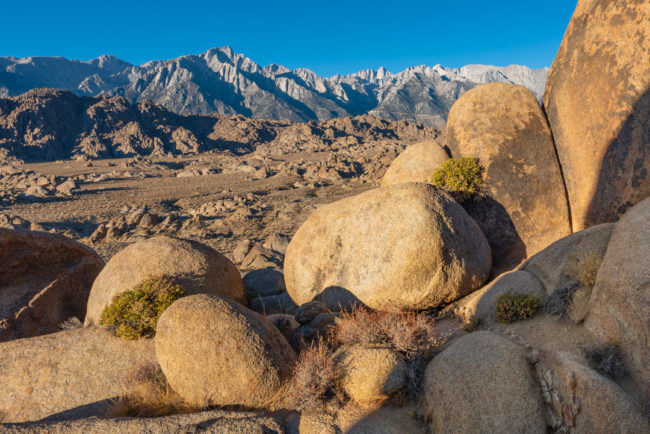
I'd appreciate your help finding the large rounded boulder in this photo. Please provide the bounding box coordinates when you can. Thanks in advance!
[543,0,650,231]
[85,236,245,325]
[446,82,571,272]
[381,141,449,186]
[0,229,104,342]
[424,331,546,433]
[284,183,491,311]
[155,294,296,407]
[585,197,650,398]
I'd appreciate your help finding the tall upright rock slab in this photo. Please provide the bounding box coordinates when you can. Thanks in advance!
[543,0,650,231]
[446,83,571,272]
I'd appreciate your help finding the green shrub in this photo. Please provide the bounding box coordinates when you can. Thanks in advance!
[496,293,540,323]
[431,157,484,202]
[461,315,482,332]
[100,276,184,340]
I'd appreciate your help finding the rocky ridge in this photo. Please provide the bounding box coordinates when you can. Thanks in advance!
[0,89,439,163]
[0,48,548,128]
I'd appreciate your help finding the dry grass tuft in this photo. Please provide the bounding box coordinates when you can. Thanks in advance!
[335,308,438,356]
[543,283,579,319]
[584,344,627,380]
[107,363,200,417]
[280,340,340,411]
[568,251,603,289]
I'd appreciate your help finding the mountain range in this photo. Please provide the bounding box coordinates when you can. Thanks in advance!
[0,47,548,128]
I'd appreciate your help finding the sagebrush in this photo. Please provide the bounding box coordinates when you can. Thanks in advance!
[100,275,184,340]
[496,293,540,323]
[282,341,340,410]
[431,157,484,202]
[335,308,439,356]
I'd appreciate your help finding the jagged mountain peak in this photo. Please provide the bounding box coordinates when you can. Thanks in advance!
[0,48,548,127]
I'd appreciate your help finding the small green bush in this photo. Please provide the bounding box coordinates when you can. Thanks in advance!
[431,157,484,202]
[100,276,184,340]
[496,293,540,323]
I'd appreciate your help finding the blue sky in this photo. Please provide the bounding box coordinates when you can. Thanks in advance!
[0,1,577,76]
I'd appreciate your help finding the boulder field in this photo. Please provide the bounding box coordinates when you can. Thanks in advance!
[1,0,650,432]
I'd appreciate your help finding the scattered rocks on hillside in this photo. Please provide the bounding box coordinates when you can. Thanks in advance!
[424,331,546,433]
[0,229,104,342]
[285,183,491,311]
[84,236,245,325]
[585,197,650,398]
[543,0,650,230]
[155,294,296,407]
[381,141,449,186]
[446,82,571,273]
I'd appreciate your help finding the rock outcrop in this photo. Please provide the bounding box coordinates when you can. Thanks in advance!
[543,0,650,230]
[423,331,545,433]
[446,82,571,272]
[585,197,650,397]
[0,326,156,423]
[537,351,649,433]
[284,183,491,311]
[155,294,296,408]
[380,141,449,186]
[84,236,245,325]
[0,229,104,342]
[336,345,407,405]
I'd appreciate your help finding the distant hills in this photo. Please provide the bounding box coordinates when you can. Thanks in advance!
[0,47,548,128]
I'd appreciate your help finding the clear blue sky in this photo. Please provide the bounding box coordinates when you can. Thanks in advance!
[0,0,577,76]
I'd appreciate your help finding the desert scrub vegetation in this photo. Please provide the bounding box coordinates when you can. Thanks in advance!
[100,275,184,340]
[584,344,627,380]
[496,293,541,323]
[278,308,442,410]
[108,363,198,417]
[431,157,484,202]
[542,282,579,319]
[461,315,482,332]
[281,340,341,410]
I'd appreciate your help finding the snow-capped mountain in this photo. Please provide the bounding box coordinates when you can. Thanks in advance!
[0,47,548,127]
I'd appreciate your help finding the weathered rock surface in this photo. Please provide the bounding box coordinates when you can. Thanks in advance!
[285,183,491,311]
[0,326,156,423]
[585,197,650,397]
[155,294,296,408]
[336,346,407,405]
[521,223,615,294]
[0,229,104,342]
[243,269,286,298]
[521,223,615,322]
[0,409,285,433]
[543,0,650,231]
[380,141,449,186]
[537,351,649,434]
[448,270,546,326]
[84,236,245,325]
[446,82,571,272]
[424,331,545,433]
